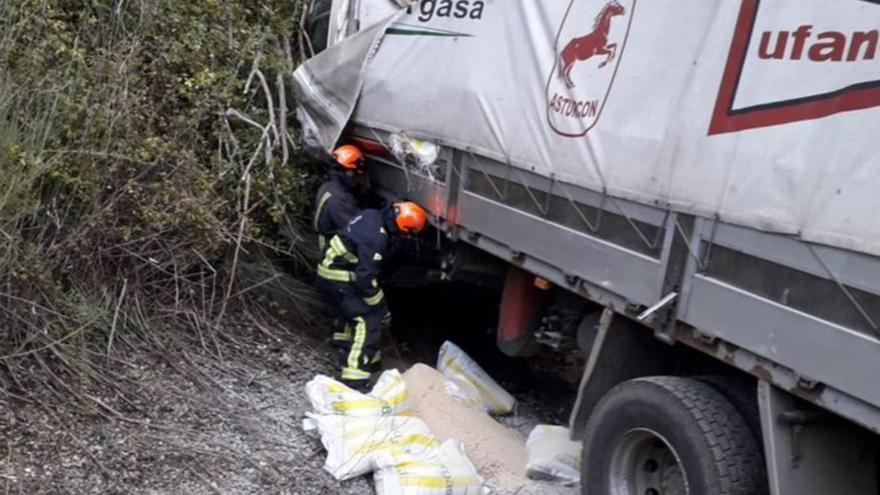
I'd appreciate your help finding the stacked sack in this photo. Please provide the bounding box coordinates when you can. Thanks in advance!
[306,369,412,418]
[374,439,485,495]
[525,425,582,485]
[304,369,487,494]
[437,341,516,415]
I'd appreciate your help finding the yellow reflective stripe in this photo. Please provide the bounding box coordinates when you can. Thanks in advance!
[333,323,352,341]
[365,375,409,410]
[330,235,346,253]
[318,235,326,251]
[397,476,482,488]
[318,238,354,281]
[332,397,384,412]
[317,235,358,282]
[363,289,385,306]
[321,236,344,266]
[327,382,352,394]
[317,265,354,282]
[321,238,340,266]
[319,240,341,269]
[314,191,332,230]
[351,435,437,454]
[326,394,410,415]
[346,316,368,375]
[441,356,507,412]
[387,459,435,470]
[330,235,358,263]
[383,390,408,408]
[341,368,371,380]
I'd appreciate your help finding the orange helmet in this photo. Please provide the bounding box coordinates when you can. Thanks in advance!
[332,145,364,170]
[394,202,428,235]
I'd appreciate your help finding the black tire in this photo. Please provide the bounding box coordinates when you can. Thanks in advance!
[582,376,768,495]
[694,374,763,449]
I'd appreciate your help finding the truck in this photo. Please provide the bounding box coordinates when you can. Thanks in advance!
[295,1,880,493]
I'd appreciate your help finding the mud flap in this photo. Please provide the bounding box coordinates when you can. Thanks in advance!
[496,265,546,357]
[568,308,673,439]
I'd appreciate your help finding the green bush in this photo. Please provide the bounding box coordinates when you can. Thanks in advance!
[0,0,323,394]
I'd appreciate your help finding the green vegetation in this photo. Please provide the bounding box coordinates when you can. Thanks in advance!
[0,0,322,397]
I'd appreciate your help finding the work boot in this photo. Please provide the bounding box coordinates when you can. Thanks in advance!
[361,352,382,374]
[331,347,349,368]
[362,360,381,374]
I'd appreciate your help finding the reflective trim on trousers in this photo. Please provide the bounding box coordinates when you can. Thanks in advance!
[333,323,352,342]
[346,316,368,377]
[341,367,371,381]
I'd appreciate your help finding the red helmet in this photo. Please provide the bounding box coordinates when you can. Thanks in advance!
[332,145,364,170]
[394,202,428,235]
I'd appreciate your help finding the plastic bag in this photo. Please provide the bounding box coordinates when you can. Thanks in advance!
[390,134,441,180]
[442,375,485,411]
[305,414,439,481]
[525,425,581,485]
[374,439,486,495]
[437,341,516,415]
[306,369,411,417]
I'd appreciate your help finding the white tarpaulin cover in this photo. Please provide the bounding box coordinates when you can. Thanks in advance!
[294,0,880,256]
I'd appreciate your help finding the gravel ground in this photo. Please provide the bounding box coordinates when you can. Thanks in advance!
[1,314,581,495]
[1,317,373,495]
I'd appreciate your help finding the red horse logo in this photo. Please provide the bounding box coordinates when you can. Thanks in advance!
[559,0,627,88]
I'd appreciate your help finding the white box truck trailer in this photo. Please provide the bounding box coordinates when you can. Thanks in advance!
[295,1,880,493]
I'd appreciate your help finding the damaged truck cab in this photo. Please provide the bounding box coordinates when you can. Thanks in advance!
[299,1,880,494]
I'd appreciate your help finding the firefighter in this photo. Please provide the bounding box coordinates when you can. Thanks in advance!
[313,144,368,360]
[314,144,367,250]
[316,201,428,390]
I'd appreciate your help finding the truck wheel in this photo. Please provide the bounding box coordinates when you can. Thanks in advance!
[694,374,762,449]
[582,376,767,495]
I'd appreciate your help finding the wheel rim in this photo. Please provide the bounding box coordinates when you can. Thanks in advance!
[608,428,689,495]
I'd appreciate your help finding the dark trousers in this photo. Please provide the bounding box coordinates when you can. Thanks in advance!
[315,278,388,383]
[316,279,352,357]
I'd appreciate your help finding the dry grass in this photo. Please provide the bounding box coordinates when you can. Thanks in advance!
[0,0,324,421]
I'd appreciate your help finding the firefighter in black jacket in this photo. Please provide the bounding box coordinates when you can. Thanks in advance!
[314,145,367,358]
[316,201,428,389]
[314,145,366,251]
